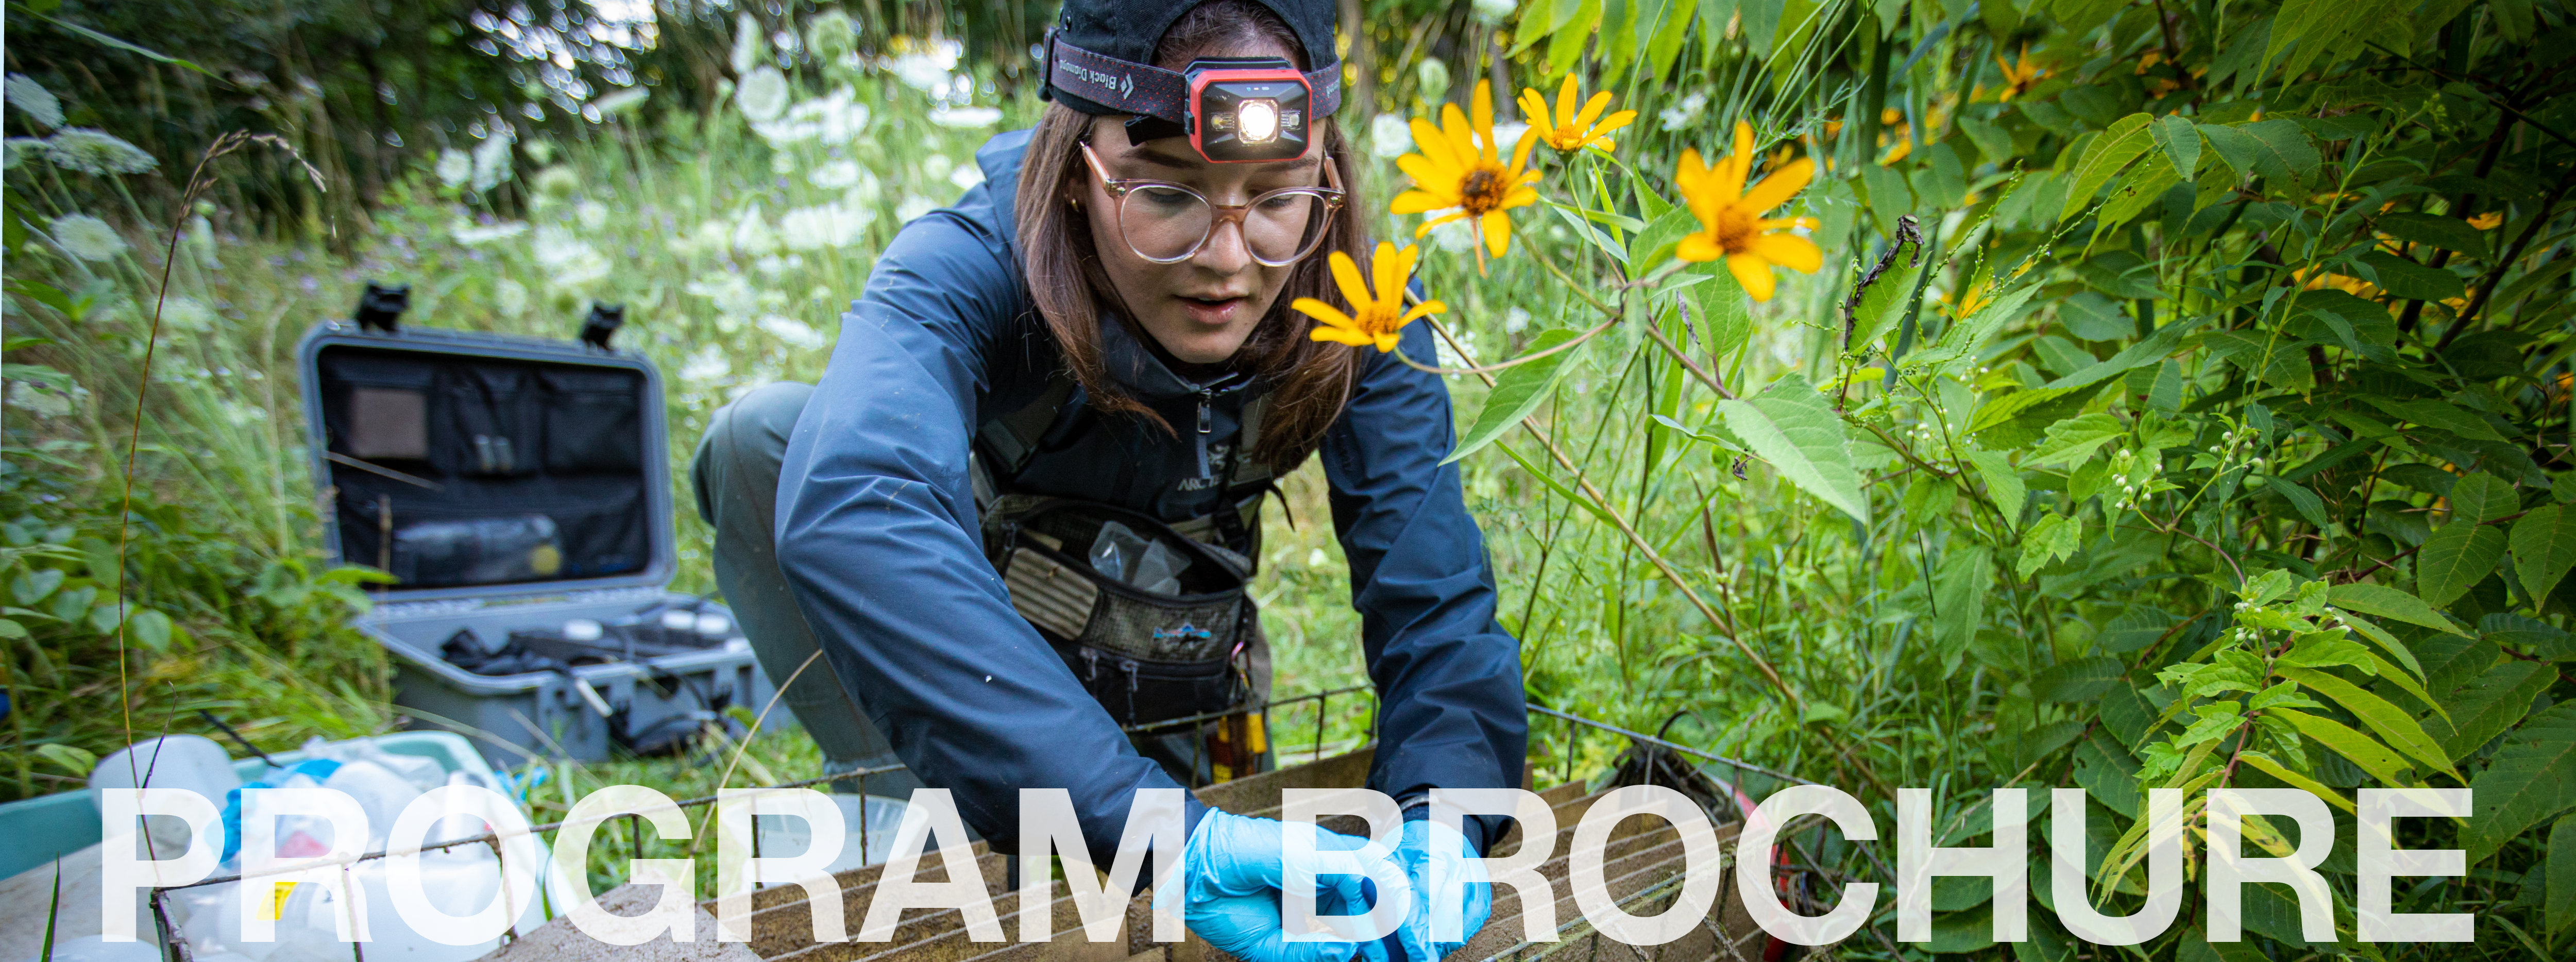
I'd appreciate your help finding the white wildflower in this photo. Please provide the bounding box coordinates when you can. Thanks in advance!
[927,105,1002,128]
[1415,60,1451,104]
[1470,0,1515,25]
[577,200,610,230]
[470,130,514,193]
[591,88,649,116]
[1422,208,1475,254]
[758,314,828,349]
[1659,91,1708,132]
[894,194,940,223]
[6,75,62,130]
[887,39,961,92]
[44,128,156,175]
[806,10,859,59]
[157,296,216,332]
[48,213,126,261]
[1369,113,1412,159]
[495,278,530,317]
[737,66,791,122]
[1504,307,1531,335]
[681,344,733,384]
[845,168,883,205]
[1306,548,1328,568]
[730,204,778,256]
[809,160,862,189]
[677,217,732,257]
[532,225,608,288]
[533,164,580,198]
[6,379,86,418]
[435,148,472,188]
[451,219,529,246]
[948,164,985,190]
[1492,122,1530,152]
[770,152,797,175]
[778,202,875,250]
[728,13,766,75]
[752,253,803,277]
[753,86,870,145]
[3,137,43,170]
[921,154,954,180]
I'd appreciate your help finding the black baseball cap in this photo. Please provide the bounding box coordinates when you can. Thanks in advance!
[1040,0,1343,120]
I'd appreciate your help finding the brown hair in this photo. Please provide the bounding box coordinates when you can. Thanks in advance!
[1014,0,1366,474]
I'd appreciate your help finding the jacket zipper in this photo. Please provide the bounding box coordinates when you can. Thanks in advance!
[1193,388,1214,480]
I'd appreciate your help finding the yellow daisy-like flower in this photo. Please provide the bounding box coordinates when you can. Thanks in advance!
[1390,79,1541,260]
[1293,241,1445,352]
[1673,122,1823,302]
[1519,74,1638,154]
[1994,47,2051,102]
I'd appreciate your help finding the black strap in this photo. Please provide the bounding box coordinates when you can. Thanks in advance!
[974,373,1080,491]
[1044,32,1343,124]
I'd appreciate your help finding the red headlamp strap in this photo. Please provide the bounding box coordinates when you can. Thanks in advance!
[1045,33,1341,123]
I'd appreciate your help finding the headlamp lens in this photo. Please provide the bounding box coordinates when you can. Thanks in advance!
[1236,99,1280,144]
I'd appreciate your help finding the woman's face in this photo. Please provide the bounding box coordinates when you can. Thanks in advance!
[1076,113,1332,368]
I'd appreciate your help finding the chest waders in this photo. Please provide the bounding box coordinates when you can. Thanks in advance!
[969,375,1280,765]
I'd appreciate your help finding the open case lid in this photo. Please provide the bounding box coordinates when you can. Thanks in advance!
[296,320,677,603]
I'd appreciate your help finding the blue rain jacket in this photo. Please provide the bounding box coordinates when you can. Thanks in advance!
[773,129,1527,866]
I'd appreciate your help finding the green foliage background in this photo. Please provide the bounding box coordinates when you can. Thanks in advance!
[4,0,2574,956]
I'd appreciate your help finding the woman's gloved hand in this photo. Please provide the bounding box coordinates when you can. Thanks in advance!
[1169,809,1381,962]
[1363,818,1492,962]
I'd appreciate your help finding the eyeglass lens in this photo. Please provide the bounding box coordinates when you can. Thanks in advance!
[1117,187,1332,264]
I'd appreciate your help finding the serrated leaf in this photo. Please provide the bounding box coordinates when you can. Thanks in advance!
[2548,816,2575,936]
[2432,660,2554,762]
[2029,413,2126,469]
[2151,114,2201,179]
[1962,448,2028,522]
[2416,519,2506,609]
[2033,656,2126,702]
[2074,733,2142,818]
[2357,251,2468,302]
[2376,213,2490,254]
[2018,512,2084,577]
[1446,328,1585,465]
[2264,476,2330,528]
[2511,504,2576,603]
[2060,113,2156,222]
[2461,703,2576,864]
[2272,707,2416,787]
[1626,207,1701,272]
[1934,545,1992,656]
[2364,396,2505,442]
[1719,374,1869,522]
[2277,666,2457,779]
[2329,583,2472,637]
[2237,751,2353,813]
[2449,473,2520,524]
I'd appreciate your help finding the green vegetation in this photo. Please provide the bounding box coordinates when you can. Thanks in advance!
[6,0,2574,956]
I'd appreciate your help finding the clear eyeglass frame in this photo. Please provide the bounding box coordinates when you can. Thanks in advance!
[1078,141,1347,266]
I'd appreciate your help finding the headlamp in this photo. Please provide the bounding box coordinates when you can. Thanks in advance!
[1044,33,1341,164]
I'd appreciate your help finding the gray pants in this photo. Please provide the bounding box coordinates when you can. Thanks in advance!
[689,383,1273,794]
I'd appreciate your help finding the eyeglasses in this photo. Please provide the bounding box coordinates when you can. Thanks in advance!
[1080,142,1346,266]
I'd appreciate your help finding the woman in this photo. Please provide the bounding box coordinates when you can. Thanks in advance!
[689,1,1523,958]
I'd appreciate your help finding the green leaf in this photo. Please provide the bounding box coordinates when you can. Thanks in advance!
[2375,213,2491,254]
[1446,328,1585,465]
[19,10,222,78]
[1494,442,1618,528]
[2415,519,2507,609]
[2461,704,2576,864]
[2356,252,2467,302]
[2150,114,2201,179]
[2028,413,2125,469]
[2330,583,2473,638]
[2060,113,2156,222]
[33,742,97,775]
[2363,396,2504,442]
[11,567,64,605]
[2511,504,2576,603]
[1850,260,1918,353]
[127,607,174,652]
[1544,200,1631,264]
[1934,546,1993,655]
[1912,284,2042,375]
[1627,208,1702,272]
[2432,661,2554,761]
[2075,733,2143,818]
[2549,815,2575,937]
[2448,472,2520,525]
[2199,121,2319,189]
[1719,374,1869,522]
[2264,477,2331,528]
[2238,751,2353,813]
[0,618,23,639]
[2032,656,2125,702]
[2276,667,2457,779]
[2272,708,2416,786]
[2017,512,2083,577]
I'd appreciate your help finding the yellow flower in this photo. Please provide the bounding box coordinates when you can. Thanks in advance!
[1391,80,1542,260]
[1994,47,2051,102]
[1673,122,1823,302]
[2469,211,2502,230]
[1293,242,1445,352]
[1519,73,1637,154]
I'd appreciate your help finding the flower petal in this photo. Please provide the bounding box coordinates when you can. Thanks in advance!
[1399,299,1448,323]
[1411,117,1459,170]
[1372,240,1401,307]
[1482,209,1513,257]
[1725,122,1755,198]
[1751,232,1824,273]
[1555,74,1580,129]
[1413,210,1469,237]
[1574,90,1613,130]
[1390,189,1455,214]
[1471,80,1496,159]
[1519,88,1553,130]
[1594,110,1638,136]
[1509,125,1540,175]
[1726,252,1778,301]
[1311,326,1377,346]
[1740,157,1815,214]
[1292,297,1359,330]
[1329,250,1372,309]
[1676,232,1724,262]
[1441,104,1476,164]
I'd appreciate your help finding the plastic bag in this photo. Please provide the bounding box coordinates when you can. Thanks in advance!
[1088,521,1189,594]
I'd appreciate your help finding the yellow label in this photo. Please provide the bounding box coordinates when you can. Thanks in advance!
[262,881,297,921]
[1244,714,1266,754]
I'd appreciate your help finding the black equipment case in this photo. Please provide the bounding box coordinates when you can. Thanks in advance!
[296,311,775,767]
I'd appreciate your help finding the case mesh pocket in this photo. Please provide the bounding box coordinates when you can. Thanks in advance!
[541,368,645,472]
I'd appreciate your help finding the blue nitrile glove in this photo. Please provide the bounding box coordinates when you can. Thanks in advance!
[1166,809,1380,962]
[1361,818,1492,962]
